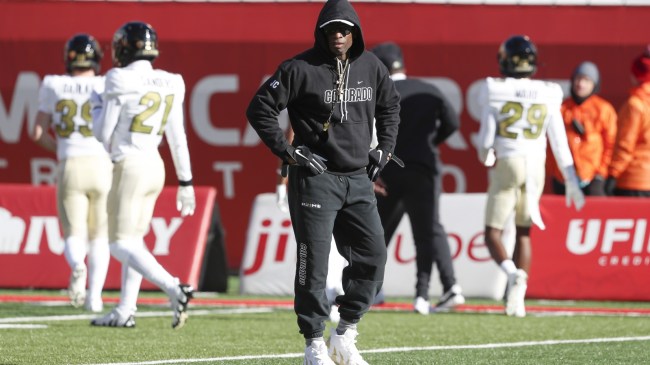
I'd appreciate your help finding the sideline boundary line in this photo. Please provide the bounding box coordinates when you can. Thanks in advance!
[85,336,650,365]
[2,294,650,317]
[0,308,273,324]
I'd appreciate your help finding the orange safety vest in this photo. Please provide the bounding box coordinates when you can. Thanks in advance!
[608,83,650,191]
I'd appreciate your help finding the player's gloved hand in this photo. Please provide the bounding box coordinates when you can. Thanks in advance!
[276,184,289,213]
[285,145,327,175]
[604,177,617,196]
[564,166,585,211]
[367,148,390,182]
[484,148,496,167]
[176,185,196,217]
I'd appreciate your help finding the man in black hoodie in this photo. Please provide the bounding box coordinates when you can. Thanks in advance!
[247,0,400,363]
[371,42,464,315]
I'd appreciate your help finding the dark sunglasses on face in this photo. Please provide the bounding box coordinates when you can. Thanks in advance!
[323,25,353,36]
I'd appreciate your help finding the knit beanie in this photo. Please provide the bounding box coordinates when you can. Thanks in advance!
[573,61,600,86]
[631,52,650,84]
[570,61,600,104]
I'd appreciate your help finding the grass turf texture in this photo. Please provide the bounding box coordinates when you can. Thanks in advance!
[1,283,649,364]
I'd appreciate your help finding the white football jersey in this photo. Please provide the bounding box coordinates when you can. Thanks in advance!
[37,75,107,160]
[477,77,574,169]
[94,60,192,182]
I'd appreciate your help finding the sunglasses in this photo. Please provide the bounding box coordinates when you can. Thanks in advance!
[323,24,353,36]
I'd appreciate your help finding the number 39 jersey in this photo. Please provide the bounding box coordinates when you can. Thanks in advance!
[95,60,192,181]
[477,77,574,169]
[38,75,107,161]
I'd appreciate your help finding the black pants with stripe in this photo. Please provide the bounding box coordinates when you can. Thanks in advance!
[377,163,457,300]
[288,166,386,339]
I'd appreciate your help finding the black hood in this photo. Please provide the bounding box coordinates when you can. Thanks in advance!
[314,0,365,60]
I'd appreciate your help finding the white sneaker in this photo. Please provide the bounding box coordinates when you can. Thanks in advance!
[413,296,430,315]
[171,283,194,329]
[505,269,528,317]
[68,264,87,308]
[329,305,341,323]
[304,339,336,365]
[434,284,466,310]
[90,307,135,328]
[328,328,369,365]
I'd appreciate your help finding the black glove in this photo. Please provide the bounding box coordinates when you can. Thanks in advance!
[285,145,327,175]
[367,148,390,182]
[604,177,617,196]
[586,174,606,196]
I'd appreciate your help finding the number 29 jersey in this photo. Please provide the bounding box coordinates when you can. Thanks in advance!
[477,77,573,169]
[38,75,107,161]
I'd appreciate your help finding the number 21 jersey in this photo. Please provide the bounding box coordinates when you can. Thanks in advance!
[97,60,191,181]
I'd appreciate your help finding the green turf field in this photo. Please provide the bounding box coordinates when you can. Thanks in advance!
[1,283,649,365]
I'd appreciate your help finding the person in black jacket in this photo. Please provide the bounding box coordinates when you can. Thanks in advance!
[246,1,400,364]
[371,42,464,315]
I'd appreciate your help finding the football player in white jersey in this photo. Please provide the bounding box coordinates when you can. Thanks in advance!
[476,35,585,317]
[90,22,195,329]
[32,34,112,313]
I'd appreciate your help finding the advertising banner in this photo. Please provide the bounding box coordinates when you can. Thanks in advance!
[0,184,216,290]
[528,196,650,301]
[241,193,514,299]
[243,193,650,301]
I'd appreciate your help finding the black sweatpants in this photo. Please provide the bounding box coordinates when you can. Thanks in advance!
[377,164,457,299]
[288,166,386,339]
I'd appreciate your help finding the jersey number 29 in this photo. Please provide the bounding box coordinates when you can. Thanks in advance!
[497,101,547,140]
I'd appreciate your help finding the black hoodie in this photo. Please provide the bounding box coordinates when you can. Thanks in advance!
[246,0,400,175]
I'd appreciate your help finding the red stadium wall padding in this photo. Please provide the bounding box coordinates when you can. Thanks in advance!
[241,193,650,301]
[1,1,649,270]
[0,184,216,290]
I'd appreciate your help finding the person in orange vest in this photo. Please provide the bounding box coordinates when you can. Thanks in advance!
[605,49,650,197]
[548,61,617,196]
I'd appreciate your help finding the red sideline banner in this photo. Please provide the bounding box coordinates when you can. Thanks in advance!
[529,196,650,301]
[1,2,650,271]
[243,193,650,301]
[0,184,216,290]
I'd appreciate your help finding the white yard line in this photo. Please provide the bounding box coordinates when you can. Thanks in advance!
[0,308,273,324]
[85,336,650,365]
[0,324,48,329]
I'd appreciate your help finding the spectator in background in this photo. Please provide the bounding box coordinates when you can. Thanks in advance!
[548,61,617,196]
[605,49,650,197]
[476,35,585,318]
[370,42,465,315]
[247,0,401,362]
[31,34,111,313]
[91,21,195,329]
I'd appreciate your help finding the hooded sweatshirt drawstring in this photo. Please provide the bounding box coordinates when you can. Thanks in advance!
[336,58,350,122]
